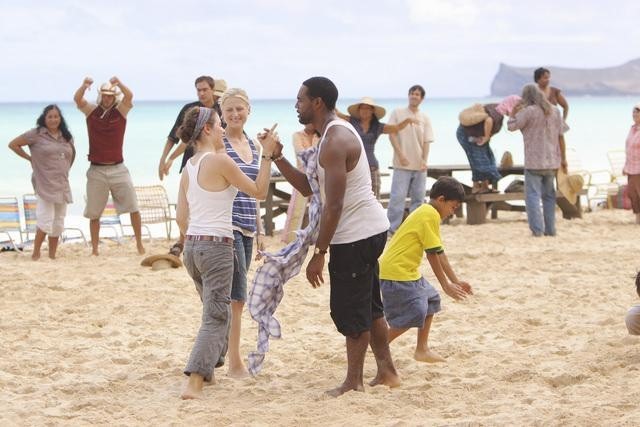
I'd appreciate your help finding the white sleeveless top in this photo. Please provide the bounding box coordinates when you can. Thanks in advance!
[185,152,238,238]
[317,120,390,244]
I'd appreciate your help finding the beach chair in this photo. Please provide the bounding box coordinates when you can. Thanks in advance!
[608,150,627,185]
[22,194,87,246]
[0,196,24,252]
[564,147,592,206]
[134,185,176,240]
[99,197,126,243]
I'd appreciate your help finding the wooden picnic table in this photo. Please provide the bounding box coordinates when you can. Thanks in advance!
[424,163,583,224]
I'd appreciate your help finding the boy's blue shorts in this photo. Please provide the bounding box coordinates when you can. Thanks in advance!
[380,277,441,329]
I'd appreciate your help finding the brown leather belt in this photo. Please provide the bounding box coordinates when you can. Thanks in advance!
[186,235,234,243]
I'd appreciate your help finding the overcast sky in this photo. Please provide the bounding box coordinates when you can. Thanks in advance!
[2,0,639,101]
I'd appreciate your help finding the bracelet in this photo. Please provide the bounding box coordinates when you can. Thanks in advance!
[272,153,284,162]
[261,154,273,161]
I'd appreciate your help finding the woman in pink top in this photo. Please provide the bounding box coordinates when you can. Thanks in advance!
[8,105,75,260]
[175,106,277,400]
[624,103,640,224]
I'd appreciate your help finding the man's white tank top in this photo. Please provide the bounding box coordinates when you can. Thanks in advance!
[317,119,390,244]
[185,152,238,238]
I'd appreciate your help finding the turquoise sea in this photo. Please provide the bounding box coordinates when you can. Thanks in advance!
[1,97,636,217]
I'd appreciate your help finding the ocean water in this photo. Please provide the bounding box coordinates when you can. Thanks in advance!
[1,97,636,217]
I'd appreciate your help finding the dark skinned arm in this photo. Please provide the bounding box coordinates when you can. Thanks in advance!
[306,127,350,288]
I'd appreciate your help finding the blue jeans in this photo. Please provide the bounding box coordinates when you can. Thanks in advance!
[456,125,502,183]
[524,169,557,236]
[231,230,254,302]
[387,168,426,233]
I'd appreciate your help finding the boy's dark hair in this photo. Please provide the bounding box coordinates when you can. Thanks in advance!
[408,84,426,99]
[636,271,640,298]
[303,76,338,110]
[533,67,550,83]
[430,176,465,202]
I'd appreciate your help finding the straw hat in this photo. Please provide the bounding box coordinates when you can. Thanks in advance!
[459,103,488,126]
[99,83,118,96]
[140,253,182,270]
[347,97,386,120]
[557,169,584,205]
[213,79,228,97]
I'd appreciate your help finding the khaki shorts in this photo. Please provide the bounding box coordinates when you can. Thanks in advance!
[84,163,139,219]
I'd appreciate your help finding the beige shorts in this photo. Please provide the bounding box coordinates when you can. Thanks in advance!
[84,163,139,219]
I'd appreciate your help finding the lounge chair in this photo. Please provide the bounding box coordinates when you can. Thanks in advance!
[0,196,24,252]
[22,194,88,246]
[134,185,176,240]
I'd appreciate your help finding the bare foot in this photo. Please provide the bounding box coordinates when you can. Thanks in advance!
[369,372,401,388]
[31,251,41,261]
[325,382,364,398]
[227,364,250,379]
[180,387,204,400]
[181,374,205,399]
[414,348,446,363]
[137,243,146,255]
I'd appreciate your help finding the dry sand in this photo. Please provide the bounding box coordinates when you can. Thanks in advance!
[1,209,640,426]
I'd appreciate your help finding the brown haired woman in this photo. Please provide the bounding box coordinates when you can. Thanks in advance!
[175,106,278,399]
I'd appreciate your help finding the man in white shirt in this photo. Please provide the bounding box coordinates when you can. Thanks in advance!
[387,85,435,233]
[270,76,400,397]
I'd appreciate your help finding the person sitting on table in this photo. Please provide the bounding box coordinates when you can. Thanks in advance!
[456,95,521,194]
[335,97,417,198]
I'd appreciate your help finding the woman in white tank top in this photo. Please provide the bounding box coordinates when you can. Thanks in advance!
[175,106,278,399]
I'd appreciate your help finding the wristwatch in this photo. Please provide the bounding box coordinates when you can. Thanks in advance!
[313,246,327,255]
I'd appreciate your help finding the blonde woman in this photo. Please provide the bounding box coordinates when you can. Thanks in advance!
[175,106,277,399]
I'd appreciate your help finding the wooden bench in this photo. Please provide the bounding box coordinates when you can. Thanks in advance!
[464,190,585,225]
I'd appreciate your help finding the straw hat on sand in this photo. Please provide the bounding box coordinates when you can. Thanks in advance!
[141,253,182,270]
[557,169,585,204]
[347,97,386,120]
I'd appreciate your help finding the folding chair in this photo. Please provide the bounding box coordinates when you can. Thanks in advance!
[134,185,176,240]
[22,194,88,246]
[99,197,126,243]
[0,197,24,252]
[608,150,627,186]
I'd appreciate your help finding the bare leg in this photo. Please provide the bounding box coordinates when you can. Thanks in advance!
[90,219,100,256]
[227,300,249,378]
[388,326,410,343]
[48,236,60,259]
[32,228,46,261]
[181,373,206,400]
[129,211,145,255]
[636,213,640,224]
[368,317,401,388]
[414,315,445,363]
[326,331,369,397]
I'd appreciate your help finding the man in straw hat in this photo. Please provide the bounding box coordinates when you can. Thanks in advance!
[74,76,145,256]
[386,84,435,234]
[336,97,417,198]
[158,76,226,257]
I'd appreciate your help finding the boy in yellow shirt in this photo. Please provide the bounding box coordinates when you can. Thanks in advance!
[379,176,473,362]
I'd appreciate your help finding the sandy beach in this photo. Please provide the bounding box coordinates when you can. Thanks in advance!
[1,209,639,426]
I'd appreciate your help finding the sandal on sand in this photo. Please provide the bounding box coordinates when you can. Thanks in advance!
[169,242,184,257]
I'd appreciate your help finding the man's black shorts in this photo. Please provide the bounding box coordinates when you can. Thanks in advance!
[328,231,387,336]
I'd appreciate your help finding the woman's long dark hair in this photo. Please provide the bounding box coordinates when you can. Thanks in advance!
[36,104,73,142]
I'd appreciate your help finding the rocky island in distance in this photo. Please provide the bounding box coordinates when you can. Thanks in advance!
[491,58,640,96]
